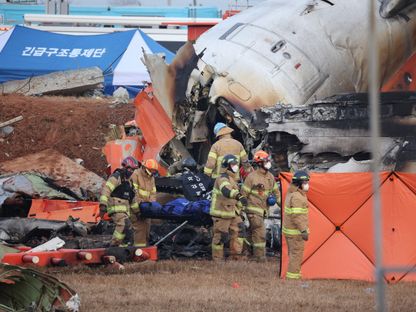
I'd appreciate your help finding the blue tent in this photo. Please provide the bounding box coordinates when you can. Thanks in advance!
[0,26,175,95]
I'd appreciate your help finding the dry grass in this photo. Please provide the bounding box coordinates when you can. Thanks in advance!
[50,260,416,312]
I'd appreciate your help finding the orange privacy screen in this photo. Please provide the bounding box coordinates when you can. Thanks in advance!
[280,172,416,283]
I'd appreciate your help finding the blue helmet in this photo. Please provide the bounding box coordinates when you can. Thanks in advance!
[213,122,227,136]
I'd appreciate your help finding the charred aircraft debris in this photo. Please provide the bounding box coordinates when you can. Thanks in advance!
[0,262,80,312]
[143,0,416,173]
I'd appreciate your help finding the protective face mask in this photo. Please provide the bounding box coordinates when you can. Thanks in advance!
[231,164,239,173]
[302,183,310,192]
[125,169,133,179]
[263,162,272,170]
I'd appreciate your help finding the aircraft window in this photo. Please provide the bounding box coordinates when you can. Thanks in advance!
[219,23,244,40]
[283,52,291,59]
[271,40,286,53]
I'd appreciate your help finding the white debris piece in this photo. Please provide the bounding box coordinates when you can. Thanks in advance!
[112,87,130,104]
[328,158,372,173]
[27,237,65,253]
[66,294,81,312]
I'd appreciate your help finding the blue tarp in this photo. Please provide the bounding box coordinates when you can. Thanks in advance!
[140,199,212,225]
[0,26,174,95]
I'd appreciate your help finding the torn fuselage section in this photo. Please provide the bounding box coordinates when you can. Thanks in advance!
[259,93,416,172]
[177,68,416,172]
[143,47,416,172]
[142,44,416,173]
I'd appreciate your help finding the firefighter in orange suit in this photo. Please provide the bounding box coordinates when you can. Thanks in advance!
[210,154,248,260]
[282,170,310,280]
[204,122,252,179]
[130,158,158,247]
[241,150,280,260]
[99,156,139,246]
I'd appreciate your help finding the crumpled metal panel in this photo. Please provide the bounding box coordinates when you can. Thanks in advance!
[380,0,416,18]
[265,92,416,171]
[2,173,75,201]
[0,263,79,312]
[0,218,88,245]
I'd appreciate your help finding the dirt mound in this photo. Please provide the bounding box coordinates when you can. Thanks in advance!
[0,94,135,176]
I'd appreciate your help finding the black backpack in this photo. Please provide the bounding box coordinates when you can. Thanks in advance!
[110,169,135,203]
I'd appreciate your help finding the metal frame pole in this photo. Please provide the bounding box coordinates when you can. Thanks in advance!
[368,0,385,311]
[154,221,189,246]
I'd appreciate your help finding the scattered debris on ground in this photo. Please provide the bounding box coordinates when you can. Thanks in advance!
[0,67,103,96]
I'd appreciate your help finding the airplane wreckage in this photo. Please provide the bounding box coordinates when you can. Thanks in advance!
[140,0,416,173]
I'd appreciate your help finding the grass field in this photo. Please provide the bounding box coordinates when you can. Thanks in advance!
[51,260,416,312]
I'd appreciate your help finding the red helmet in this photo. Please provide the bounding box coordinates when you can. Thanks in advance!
[253,150,270,163]
[121,156,139,169]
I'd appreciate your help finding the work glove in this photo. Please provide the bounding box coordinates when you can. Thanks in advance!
[236,193,248,207]
[99,204,107,219]
[240,211,247,222]
[135,212,141,220]
[301,230,309,241]
[96,219,106,230]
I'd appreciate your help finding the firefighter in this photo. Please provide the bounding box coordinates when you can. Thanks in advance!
[241,150,281,261]
[282,170,310,280]
[204,122,252,179]
[130,158,158,247]
[99,156,139,246]
[210,154,248,260]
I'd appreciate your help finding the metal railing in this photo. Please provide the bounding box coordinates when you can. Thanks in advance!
[23,13,221,42]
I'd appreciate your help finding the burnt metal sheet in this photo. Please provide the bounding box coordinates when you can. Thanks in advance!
[0,263,79,312]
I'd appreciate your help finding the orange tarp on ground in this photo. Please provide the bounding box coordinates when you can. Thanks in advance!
[28,199,100,223]
[280,172,416,283]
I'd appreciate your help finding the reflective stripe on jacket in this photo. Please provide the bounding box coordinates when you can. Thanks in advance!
[99,170,134,216]
[130,167,156,213]
[210,173,240,219]
[203,134,251,179]
[241,169,280,217]
[282,185,309,236]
